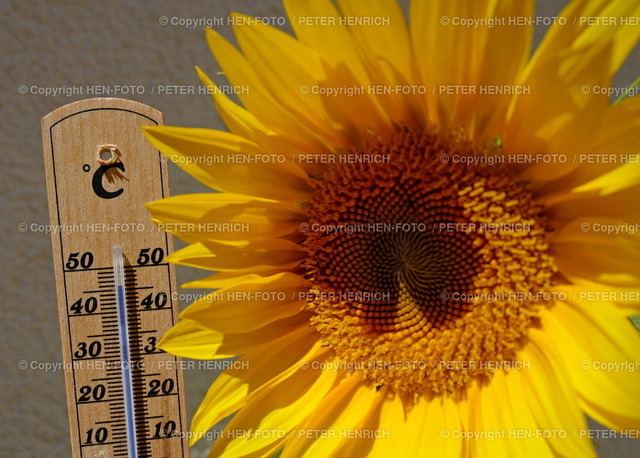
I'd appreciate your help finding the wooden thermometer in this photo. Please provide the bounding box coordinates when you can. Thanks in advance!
[42,98,189,457]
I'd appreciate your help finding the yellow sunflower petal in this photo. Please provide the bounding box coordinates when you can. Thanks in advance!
[336,0,419,126]
[520,330,596,457]
[509,0,640,182]
[142,126,311,201]
[219,315,314,358]
[421,396,464,457]
[284,0,368,86]
[551,217,640,286]
[146,193,306,242]
[589,93,640,170]
[553,281,640,316]
[500,369,555,457]
[167,239,304,274]
[231,13,358,147]
[329,388,386,457]
[541,301,640,431]
[397,397,429,457]
[195,66,273,146]
[572,158,640,196]
[179,272,307,333]
[283,0,391,134]
[159,315,314,360]
[530,0,640,78]
[534,95,640,198]
[281,375,379,457]
[472,0,534,140]
[190,330,317,445]
[180,272,278,290]
[466,378,510,458]
[196,65,328,176]
[411,0,534,135]
[505,42,611,181]
[542,186,640,230]
[366,393,405,457]
[157,319,229,359]
[211,350,340,457]
[205,27,336,153]
[337,0,414,85]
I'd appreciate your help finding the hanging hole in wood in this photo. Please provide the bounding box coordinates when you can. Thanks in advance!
[97,144,121,165]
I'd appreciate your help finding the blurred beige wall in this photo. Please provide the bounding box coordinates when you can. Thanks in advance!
[1,1,637,457]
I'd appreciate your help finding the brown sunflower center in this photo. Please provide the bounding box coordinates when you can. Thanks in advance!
[302,128,556,398]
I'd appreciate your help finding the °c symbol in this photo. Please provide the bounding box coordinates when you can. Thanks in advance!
[82,164,90,172]
[92,162,125,199]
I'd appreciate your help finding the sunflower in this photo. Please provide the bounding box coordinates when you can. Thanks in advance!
[143,0,640,456]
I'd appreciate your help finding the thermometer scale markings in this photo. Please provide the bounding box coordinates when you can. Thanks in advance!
[113,245,137,458]
[42,98,188,457]
[65,261,173,456]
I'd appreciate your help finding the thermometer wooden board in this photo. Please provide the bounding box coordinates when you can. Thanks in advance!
[42,98,189,457]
